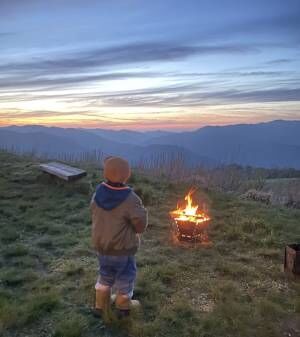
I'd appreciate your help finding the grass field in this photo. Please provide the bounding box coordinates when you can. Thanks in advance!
[0,151,299,337]
[263,178,300,208]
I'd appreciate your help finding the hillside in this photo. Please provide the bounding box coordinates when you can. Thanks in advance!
[0,152,300,337]
[148,120,300,168]
[0,127,211,167]
[1,120,300,168]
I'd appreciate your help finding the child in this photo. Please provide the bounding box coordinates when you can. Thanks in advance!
[90,156,148,317]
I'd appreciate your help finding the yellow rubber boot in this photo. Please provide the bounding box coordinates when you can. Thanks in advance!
[115,294,140,317]
[95,284,111,317]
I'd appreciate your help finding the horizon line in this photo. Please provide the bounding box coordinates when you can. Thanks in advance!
[0,118,300,132]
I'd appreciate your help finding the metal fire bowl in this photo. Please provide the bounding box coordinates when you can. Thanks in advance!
[174,219,210,241]
[284,244,300,277]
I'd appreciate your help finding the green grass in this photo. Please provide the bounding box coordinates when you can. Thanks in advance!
[0,151,299,337]
[53,313,87,337]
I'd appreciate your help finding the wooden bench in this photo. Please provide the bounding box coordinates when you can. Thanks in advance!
[39,162,87,182]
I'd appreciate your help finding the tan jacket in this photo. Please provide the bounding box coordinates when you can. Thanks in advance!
[91,191,148,255]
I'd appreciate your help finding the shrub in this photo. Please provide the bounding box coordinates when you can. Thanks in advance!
[242,189,272,204]
[134,184,157,206]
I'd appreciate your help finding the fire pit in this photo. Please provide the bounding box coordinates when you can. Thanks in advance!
[170,189,211,243]
[284,244,300,278]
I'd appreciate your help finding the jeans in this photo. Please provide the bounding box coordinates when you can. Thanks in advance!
[96,255,136,297]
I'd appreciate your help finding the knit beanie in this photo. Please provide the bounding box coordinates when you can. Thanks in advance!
[103,156,131,183]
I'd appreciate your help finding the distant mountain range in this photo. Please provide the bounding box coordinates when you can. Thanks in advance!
[1,120,300,168]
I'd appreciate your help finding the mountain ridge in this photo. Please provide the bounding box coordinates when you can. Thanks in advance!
[1,120,300,168]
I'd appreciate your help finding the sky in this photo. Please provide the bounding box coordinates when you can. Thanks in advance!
[0,0,299,130]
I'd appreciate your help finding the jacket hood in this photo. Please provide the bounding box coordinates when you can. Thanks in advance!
[94,182,131,210]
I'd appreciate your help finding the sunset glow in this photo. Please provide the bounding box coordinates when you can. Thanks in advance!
[0,0,299,130]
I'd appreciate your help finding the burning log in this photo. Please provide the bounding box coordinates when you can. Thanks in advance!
[170,189,211,243]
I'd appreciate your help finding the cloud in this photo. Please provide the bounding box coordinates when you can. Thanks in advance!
[1,69,286,93]
[0,71,159,89]
[96,87,300,107]
[167,71,288,78]
[0,41,257,76]
[0,32,14,38]
[201,87,300,104]
[3,76,299,108]
[266,59,294,65]
[0,109,81,119]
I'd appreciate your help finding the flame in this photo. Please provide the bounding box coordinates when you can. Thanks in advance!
[170,189,210,224]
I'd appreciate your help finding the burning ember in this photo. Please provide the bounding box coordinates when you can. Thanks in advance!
[170,189,211,243]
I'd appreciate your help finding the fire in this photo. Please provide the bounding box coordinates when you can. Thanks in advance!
[170,189,211,242]
[170,189,210,224]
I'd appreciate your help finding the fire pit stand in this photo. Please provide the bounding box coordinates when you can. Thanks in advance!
[172,219,210,242]
[169,189,211,244]
[284,244,300,278]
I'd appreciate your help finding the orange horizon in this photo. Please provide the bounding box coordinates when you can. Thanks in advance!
[1,116,298,131]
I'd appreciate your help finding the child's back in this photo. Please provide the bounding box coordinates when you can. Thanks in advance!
[90,157,147,317]
[91,181,147,255]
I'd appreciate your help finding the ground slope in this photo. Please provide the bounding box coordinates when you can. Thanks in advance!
[0,151,299,337]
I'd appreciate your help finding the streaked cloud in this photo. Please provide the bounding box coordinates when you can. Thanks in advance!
[0,41,257,77]
[0,71,160,89]
[98,87,300,108]
[265,59,294,65]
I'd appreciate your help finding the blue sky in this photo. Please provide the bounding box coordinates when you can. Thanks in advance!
[0,0,299,129]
